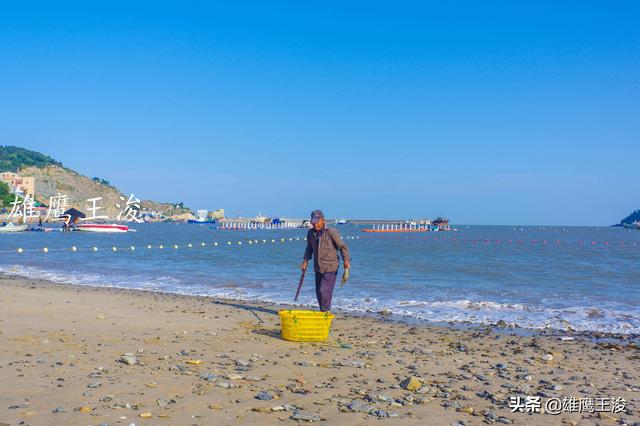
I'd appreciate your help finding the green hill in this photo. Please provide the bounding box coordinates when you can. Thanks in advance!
[0,146,189,218]
[0,145,62,172]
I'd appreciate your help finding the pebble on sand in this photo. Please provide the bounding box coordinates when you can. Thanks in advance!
[119,354,138,365]
[199,372,217,382]
[290,411,321,422]
[256,391,273,401]
[346,399,373,413]
[457,406,474,415]
[400,376,422,391]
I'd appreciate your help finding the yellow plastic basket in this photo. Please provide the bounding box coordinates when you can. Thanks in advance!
[279,310,335,342]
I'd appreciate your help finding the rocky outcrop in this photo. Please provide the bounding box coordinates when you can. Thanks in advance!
[616,209,640,227]
[20,165,188,219]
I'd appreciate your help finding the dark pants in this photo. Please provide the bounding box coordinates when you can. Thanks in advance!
[315,272,337,312]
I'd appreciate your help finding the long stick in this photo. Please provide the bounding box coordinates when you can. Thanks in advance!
[294,269,306,301]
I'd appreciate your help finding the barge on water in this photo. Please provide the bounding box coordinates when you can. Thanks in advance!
[362,217,450,233]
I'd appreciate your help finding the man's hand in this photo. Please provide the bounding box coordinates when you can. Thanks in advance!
[300,260,308,271]
[344,260,350,270]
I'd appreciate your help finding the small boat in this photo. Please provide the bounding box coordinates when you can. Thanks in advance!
[0,223,28,233]
[255,212,269,223]
[432,217,451,231]
[335,218,349,225]
[76,223,129,233]
[188,209,216,224]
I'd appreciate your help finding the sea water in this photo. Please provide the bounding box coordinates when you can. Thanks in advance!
[1,223,638,334]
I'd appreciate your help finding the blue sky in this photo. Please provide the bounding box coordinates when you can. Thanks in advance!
[0,1,638,225]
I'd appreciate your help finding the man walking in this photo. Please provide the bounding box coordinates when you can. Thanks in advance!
[301,210,350,312]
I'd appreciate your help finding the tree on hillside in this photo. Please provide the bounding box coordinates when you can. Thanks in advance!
[0,145,61,172]
[92,177,111,186]
[0,180,22,209]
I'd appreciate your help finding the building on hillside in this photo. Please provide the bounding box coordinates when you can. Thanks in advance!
[209,209,225,219]
[0,172,35,198]
[139,209,163,221]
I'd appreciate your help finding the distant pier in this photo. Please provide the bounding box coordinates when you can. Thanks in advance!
[214,218,449,231]
[217,218,303,230]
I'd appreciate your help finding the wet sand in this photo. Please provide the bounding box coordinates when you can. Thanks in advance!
[0,273,639,426]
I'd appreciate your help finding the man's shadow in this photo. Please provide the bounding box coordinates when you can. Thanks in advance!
[211,299,278,323]
[252,328,282,339]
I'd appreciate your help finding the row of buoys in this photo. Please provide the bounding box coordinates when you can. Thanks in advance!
[362,235,639,247]
[7,235,361,254]
[8,233,636,254]
[218,223,303,230]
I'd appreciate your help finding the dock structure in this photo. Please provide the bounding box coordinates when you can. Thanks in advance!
[364,222,429,232]
[214,217,450,232]
[352,218,450,233]
[217,217,304,230]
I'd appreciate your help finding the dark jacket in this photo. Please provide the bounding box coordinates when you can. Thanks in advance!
[304,227,350,273]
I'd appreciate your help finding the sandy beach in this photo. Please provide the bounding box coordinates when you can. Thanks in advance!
[0,273,639,426]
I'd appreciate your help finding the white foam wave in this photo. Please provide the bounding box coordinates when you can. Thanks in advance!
[1,264,638,334]
[397,299,531,311]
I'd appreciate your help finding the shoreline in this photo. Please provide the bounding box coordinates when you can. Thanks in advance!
[1,273,639,425]
[1,269,637,341]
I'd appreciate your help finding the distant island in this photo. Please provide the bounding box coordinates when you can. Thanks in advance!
[0,145,190,219]
[614,209,640,228]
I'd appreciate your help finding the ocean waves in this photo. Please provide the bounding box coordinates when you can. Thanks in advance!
[1,224,638,334]
[2,262,638,334]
